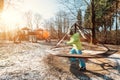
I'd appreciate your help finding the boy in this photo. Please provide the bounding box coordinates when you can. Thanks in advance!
[67,29,86,71]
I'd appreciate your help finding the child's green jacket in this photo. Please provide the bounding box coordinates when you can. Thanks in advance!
[67,33,82,50]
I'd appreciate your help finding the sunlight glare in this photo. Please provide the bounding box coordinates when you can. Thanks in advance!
[1,9,22,30]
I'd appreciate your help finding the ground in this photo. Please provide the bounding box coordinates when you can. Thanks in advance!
[0,40,120,80]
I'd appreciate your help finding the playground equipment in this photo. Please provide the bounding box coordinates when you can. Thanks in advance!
[13,27,50,43]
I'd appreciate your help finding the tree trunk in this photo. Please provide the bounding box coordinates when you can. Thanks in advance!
[91,0,96,44]
[104,25,107,43]
[116,0,118,44]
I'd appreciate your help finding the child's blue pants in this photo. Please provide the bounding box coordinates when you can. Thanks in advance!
[70,48,86,68]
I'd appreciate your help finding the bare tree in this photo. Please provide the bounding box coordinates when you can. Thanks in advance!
[24,11,33,30]
[62,12,70,33]
[49,21,58,39]
[58,0,86,20]
[55,11,64,40]
[4,0,23,9]
[53,10,71,40]
[34,13,41,29]
[43,10,70,40]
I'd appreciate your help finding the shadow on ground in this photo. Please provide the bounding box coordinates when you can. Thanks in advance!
[70,60,115,80]
[97,49,118,57]
[70,63,90,80]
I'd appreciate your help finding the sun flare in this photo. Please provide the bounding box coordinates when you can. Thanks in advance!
[1,9,22,30]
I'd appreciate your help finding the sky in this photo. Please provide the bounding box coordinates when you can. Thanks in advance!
[1,0,59,30]
[21,0,59,19]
